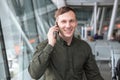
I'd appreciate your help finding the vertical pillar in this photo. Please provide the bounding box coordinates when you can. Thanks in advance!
[90,12,94,27]
[93,2,97,35]
[107,0,119,40]
[85,27,88,40]
[98,7,106,35]
[97,8,101,23]
[90,12,94,36]
[90,6,100,36]
[81,26,84,39]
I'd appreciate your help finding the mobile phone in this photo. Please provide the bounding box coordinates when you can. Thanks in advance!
[53,22,59,39]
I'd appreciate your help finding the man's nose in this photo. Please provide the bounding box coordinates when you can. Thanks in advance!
[66,22,71,28]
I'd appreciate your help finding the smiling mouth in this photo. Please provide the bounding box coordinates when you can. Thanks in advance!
[65,29,73,33]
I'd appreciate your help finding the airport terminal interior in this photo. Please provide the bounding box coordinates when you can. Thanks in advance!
[0,0,120,80]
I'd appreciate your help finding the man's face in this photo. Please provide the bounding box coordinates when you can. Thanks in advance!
[57,11,78,38]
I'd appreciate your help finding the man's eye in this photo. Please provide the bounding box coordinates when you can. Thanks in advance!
[61,21,66,23]
[70,20,75,23]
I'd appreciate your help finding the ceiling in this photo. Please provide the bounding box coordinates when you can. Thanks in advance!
[52,0,120,26]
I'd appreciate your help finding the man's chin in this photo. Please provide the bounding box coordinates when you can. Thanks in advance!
[64,34,73,38]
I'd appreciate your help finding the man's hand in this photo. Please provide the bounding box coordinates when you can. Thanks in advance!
[47,26,59,47]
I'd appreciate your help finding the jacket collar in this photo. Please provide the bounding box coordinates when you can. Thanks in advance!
[57,36,75,47]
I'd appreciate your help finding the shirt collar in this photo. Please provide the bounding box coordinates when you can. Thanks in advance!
[57,36,75,47]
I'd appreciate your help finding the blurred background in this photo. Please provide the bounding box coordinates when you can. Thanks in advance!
[0,0,120,80]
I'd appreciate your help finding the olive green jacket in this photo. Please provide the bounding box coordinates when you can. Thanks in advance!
[28,37,104,80]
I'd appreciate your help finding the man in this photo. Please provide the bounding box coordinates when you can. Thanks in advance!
[28,6,104,80]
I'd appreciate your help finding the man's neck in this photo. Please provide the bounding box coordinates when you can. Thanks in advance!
[65,37,73,46]
[60,35,73,46]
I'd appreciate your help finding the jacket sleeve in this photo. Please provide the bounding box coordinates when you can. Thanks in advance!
[84,45,104,80]
[28,41,53,79]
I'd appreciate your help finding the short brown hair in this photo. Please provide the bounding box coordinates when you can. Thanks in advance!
[54,6,76,19]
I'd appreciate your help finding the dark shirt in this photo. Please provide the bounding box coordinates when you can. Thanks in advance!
[94,33,99,39]
[28,36,104,80]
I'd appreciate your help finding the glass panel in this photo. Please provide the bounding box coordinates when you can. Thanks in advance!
[0,0,57,80]
[0,23,6,80]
